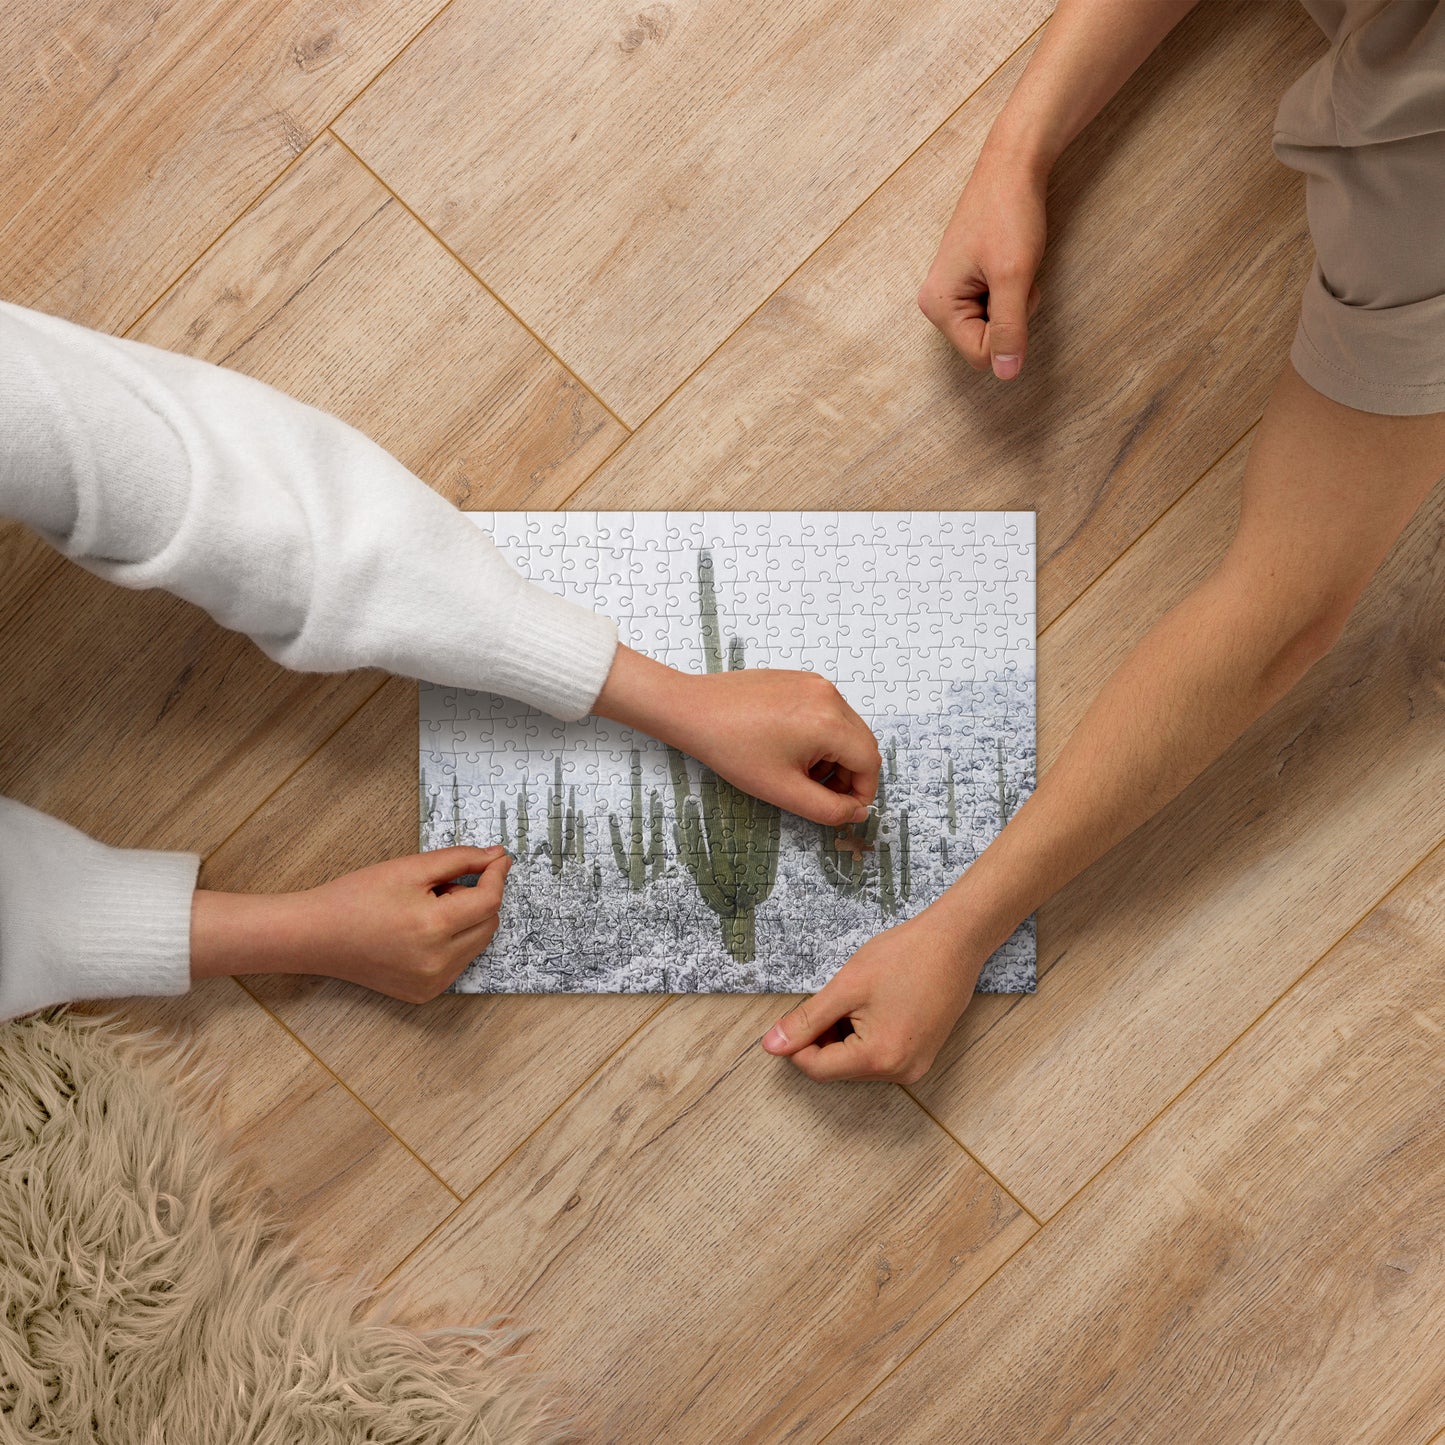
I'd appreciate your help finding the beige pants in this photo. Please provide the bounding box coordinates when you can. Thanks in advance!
[1273,0,1445,415]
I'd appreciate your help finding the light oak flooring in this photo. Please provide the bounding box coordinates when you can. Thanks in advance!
[5,2,1444,1439]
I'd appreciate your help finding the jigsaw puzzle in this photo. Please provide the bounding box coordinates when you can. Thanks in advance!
[420,512,1036,994]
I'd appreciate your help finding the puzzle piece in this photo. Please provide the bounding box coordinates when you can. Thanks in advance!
[418,512,1037,996]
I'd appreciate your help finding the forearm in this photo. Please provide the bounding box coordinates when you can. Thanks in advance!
[932,364,1444,966]
[0,302,617,720]
[0,798,198,1018]
[931,565,1320,959]
[987,0,1203,176]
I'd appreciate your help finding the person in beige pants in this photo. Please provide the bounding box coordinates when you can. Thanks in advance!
[763,0,1445,1081]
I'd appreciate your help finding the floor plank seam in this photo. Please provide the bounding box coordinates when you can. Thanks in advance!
[374,994,676,1290]
[326,130,632,435]
[815,837,1445,1438]
[900,1085,1042,1228]
[225,975,464,1202]
[815,1207,1040,1444]
[120,0,460,342]
[1035,419,1260,641]
[542,13,1054,483]
[1019,827,1445,1227]
[198,676,391,869]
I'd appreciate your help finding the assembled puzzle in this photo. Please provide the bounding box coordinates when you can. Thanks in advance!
[420,511,1036,994]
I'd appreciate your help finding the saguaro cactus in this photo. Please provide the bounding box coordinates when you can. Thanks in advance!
[670,746,779,963]
[668,549,783,962]
[449,775,464,847]
[419,773,439,847]
[817,810,879,896]
[995,737,1020,829]
[547,757,566,876]
[515,785,530,859]
[945,754,958,834]
[609,748,665,891]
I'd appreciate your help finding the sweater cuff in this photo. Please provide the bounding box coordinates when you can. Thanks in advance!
[487,582,620,722]
[65,845,200,1001]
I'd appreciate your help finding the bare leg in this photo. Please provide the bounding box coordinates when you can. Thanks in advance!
[765,364,1445,1082]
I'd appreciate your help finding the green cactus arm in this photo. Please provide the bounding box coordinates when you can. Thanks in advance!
[608,814,631,878]
[678,799,733,916]
[697,547,724,675]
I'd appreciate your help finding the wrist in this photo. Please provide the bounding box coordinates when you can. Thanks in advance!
[593,644,700,749]
[980,109,1057,187]
[189,888,314,981]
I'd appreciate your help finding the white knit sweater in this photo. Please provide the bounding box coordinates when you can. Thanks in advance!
[0,301,619,1020]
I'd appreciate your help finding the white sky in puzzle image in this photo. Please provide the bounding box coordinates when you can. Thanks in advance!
[470,511,1034,712]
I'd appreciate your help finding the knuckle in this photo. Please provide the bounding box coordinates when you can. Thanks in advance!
[989,255,1029,285]
[871,1041,911,1077]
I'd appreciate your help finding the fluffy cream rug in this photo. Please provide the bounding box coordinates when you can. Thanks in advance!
[0,1008,567,1444]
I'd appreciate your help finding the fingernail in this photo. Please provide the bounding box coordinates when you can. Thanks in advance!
[762,1024,788,1051]
[993,355,1021,380]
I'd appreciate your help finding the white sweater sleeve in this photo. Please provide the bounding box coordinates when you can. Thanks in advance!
[0,799,199,1018]
[0,300,620,1019]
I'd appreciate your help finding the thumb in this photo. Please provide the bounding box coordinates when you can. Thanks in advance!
[985,272,1032,380]
[761,981,856,1057]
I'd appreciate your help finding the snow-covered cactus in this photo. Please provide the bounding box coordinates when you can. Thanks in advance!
[609,748,665,891]
[669,745,780,964]
[995,737,1020,828]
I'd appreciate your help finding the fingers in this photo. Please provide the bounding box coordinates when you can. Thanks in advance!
[412,844,507,887]
[437,853,512,933]
[761,982,857,1057]
[453,911,501,959]
[790,1031,879,1082]
[984,271,1033,380]
[785,778,870,828]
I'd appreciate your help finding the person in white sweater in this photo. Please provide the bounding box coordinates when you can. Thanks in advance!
[0,300,882,1022]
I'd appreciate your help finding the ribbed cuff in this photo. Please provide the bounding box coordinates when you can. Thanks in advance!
[487,582,620,721]
[65,845,201,1000]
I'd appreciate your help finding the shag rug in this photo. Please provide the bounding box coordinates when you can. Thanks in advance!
[0,1007,567,1444]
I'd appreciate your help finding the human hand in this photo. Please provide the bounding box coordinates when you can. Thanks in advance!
[917,142,1046,379]
[190,845,512,1003]
[595,645,881,826]
[759,910,983,1083]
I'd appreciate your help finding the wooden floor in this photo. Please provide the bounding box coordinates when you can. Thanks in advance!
[5,2,1445,1439]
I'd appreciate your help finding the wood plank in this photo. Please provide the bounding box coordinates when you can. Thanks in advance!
[2,132,624,856]
[832,842,1445,1444]
[562,1,1323,627]
[915,443,1445,1217]
[0,0,441,331]
[0,556,383,854]
[385,995,1034,1442]
[78,978,458,1286]
[135,134,626,506]
[336,0,1052,422]
[203,679,663,1194]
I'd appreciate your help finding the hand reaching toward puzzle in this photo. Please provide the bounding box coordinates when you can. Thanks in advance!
[759,910,983,1083]
[917,140,1045,380]
[190,846,512,1003]
[594,644,881,826]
